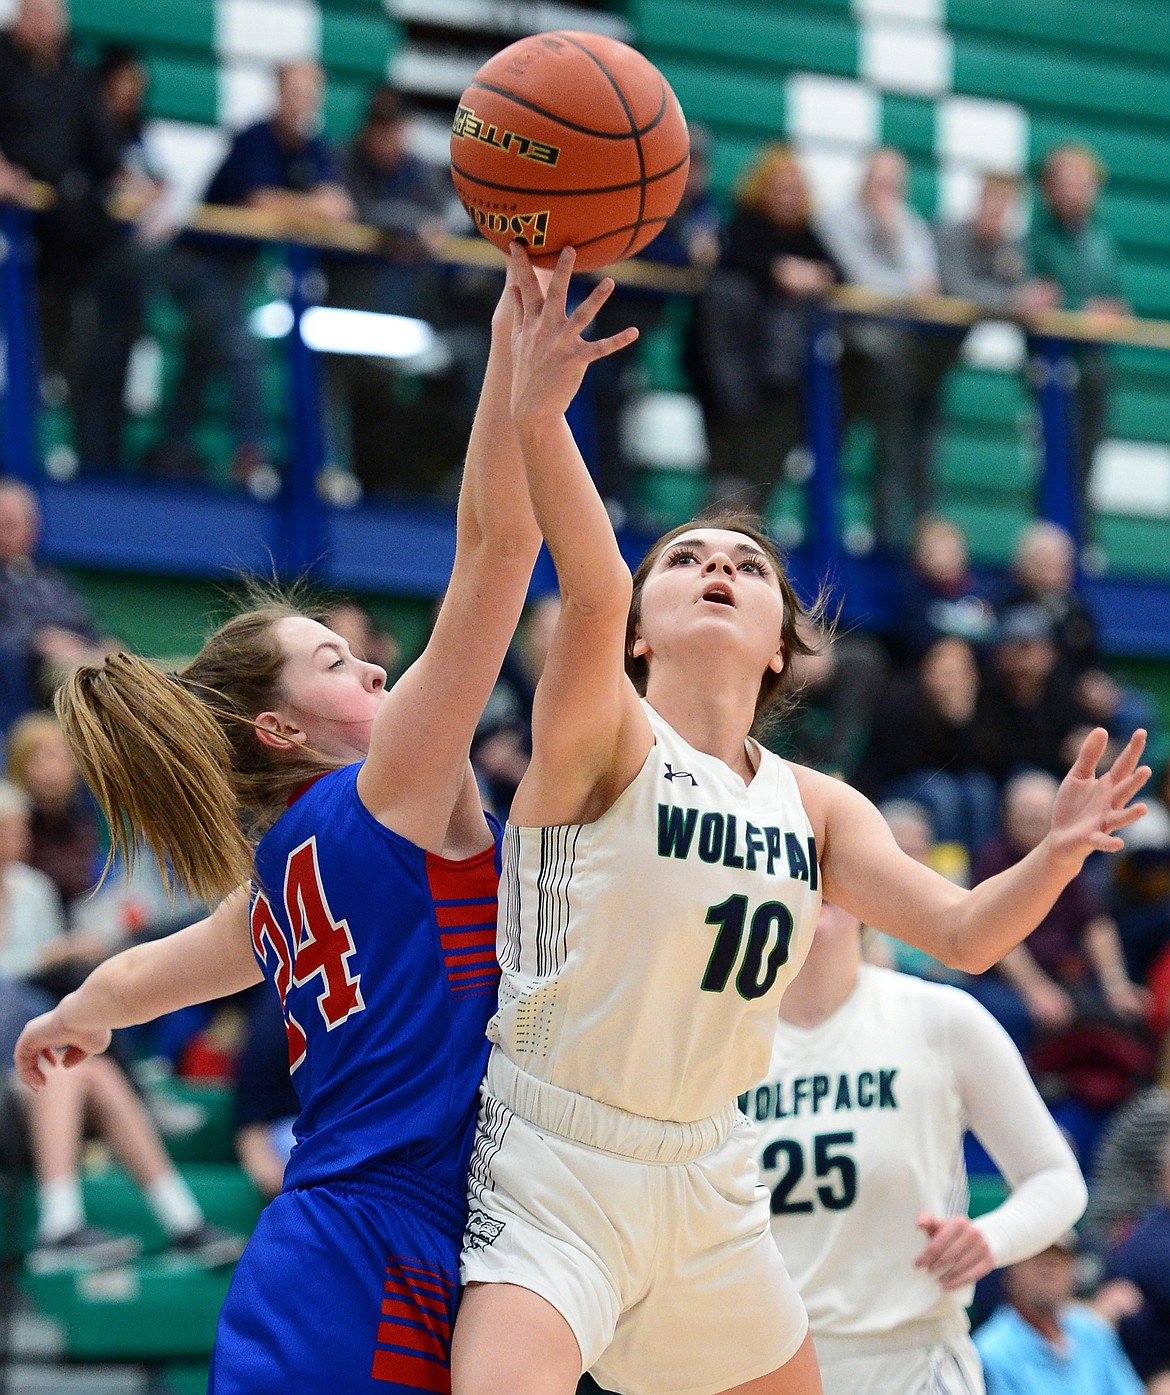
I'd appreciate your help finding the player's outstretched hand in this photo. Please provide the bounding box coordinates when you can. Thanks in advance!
[508,243,638,427]
[915,1212,995,1291]
[1048,727,1150,874]
[14,1006,111,1091]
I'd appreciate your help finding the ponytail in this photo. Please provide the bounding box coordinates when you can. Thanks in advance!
[56,655,252,906]
[56,601,335,907]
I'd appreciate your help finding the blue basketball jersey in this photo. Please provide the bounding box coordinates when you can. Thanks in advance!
[249,763,502,1197]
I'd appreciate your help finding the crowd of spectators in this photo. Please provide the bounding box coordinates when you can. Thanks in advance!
[688,139,1128,549]
[0,0,1167,1382]
[0,0,1137,538]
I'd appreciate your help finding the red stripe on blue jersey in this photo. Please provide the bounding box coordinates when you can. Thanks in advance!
[427,851,500,998]
[371,1257,456,1390]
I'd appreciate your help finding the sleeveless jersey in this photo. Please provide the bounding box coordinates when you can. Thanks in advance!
[749,964,970,1337]
[250,763,502,1195]
[490,701,822,1123]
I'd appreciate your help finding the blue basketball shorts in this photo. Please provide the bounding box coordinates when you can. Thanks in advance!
[210,1164,464,1394]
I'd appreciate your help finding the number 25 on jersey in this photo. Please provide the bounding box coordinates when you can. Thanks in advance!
[250,837,365,1071]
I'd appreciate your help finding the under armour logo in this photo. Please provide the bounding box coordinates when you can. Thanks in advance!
[663,764,697,786]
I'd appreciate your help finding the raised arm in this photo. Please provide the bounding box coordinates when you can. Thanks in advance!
[806,727,1149,973]
[14,889,258,1089]
[507,245,652,825]
[355,260,544,852]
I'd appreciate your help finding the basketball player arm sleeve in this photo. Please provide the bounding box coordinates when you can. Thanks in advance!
[940,989,1087,1267]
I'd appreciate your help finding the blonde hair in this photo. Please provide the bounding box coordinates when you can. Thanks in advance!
[56,598,338,906]
[6,710,68,793]
[736,143,812,226]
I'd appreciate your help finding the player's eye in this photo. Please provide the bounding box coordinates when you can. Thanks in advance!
[738,555,768,576]
[329,658,345,670]
[664,546,699,567]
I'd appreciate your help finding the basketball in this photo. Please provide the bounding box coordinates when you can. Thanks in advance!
[450,31,690,270]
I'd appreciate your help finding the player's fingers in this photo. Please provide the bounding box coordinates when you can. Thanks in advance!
[567,275,616,335]
[1069,726,1109,779]
[916,1219,962,1268]
[1089,831,1127,854]
[544,245,576,318]
[1107,728,1147,783]
[1104,802,1148,833]
[508,242,543,320]
[1113,766,1152,806]
[586,326,639,362]
[62,1046,88,1068]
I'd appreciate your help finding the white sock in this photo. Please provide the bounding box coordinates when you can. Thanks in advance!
[37,1177,84,1242]
[145,1171,203,1238]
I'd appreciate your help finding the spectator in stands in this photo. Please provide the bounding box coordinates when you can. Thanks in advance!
[67,43,167,470]
[937,172,1041,317]
[6,711,99,913]
[331,85,448,317]
[999,521,1155,745]
[1107,1137,1170,1379]
[1029,145,1130,548]
[0,779,241,1270]
[855,634,999,852]
[233,984,299,1200]
[967,769,1147,1051]
[149,60,354,495]
[686,143,840,513]
[820,147,946,549]
[976,1231,1143,1395]
[893,513,996,667]
[323,85,452,490]
[0,0,123,456]
[1086,1037,1170,1256]
[1109,796,1170,998]
[977,603,1088,782]
[0,480,113,715]
[644,122,721,273]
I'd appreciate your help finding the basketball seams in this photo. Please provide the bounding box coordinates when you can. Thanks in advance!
[466,79,668,142]
[563,215,671,254]
[450,150,689,201]
[556,32,648,260]
[452,30,688,268]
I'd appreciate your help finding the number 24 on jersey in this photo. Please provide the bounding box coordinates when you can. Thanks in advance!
[250,837,365,1071]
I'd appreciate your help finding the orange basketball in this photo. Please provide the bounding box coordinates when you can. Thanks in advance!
[450,31,690,270]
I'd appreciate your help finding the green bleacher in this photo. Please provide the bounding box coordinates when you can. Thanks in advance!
[4,1080,259,1387]
[627,0,1170,572]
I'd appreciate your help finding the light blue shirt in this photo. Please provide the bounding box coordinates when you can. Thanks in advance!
[975,1304,1143,1395]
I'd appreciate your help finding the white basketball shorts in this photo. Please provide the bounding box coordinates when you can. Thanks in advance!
[813,1319,985,1395]
[460,1057,809,1395]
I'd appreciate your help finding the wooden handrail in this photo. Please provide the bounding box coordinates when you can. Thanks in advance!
[9,181,1170,349]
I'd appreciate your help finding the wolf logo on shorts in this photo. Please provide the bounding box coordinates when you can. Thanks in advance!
[464,1211,506,1252]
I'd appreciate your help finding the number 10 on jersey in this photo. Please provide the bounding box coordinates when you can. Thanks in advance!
[702,895,795,1001]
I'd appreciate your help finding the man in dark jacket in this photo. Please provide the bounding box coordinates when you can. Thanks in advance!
[0,0,123,440]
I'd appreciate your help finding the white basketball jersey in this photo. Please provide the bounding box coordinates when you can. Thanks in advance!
[753,965,972,1337]
[490,701,822,1123]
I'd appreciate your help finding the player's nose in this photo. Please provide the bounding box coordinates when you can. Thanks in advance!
[702,553,736,578]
